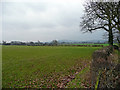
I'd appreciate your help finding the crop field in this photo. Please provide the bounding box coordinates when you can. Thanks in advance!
[2,46,101,88]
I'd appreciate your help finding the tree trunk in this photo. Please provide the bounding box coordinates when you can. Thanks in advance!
[108,18,113,46]
[108,29,113,46]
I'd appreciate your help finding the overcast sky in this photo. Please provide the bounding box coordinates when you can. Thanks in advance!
[2,0,106,42]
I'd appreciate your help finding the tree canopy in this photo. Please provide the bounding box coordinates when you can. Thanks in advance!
[80,1,120,46]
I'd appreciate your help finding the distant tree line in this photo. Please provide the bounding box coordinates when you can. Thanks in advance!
[0,40,109,46]
[1,40,58,46]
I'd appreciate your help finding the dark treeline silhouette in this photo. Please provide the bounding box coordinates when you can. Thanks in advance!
[1,40,58,46]
[1,40,109,46]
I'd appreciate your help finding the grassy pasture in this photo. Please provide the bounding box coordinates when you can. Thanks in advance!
[2,46,101,88]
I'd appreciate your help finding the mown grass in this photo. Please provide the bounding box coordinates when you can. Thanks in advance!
[2,46,101,88]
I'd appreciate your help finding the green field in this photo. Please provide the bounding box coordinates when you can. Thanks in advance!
[2,46,101,88]
[71,43,109,46]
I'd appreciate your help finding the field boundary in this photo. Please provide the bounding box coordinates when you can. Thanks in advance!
[61,45,104,47]
[0,45,2,89]
[91,46,120,88]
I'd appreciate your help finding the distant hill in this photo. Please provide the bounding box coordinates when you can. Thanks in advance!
[58,40,108,44]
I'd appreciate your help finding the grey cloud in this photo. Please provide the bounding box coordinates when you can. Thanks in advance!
[2,0,105,42]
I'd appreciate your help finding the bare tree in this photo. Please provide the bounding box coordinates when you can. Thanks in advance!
[51,40,58,46]
[111,1,120,45]
[80,1,120,46]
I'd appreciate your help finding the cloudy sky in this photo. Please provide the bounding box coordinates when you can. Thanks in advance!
[2,0,106,42]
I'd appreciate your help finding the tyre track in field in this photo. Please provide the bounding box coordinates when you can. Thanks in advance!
[56,60,90,88]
